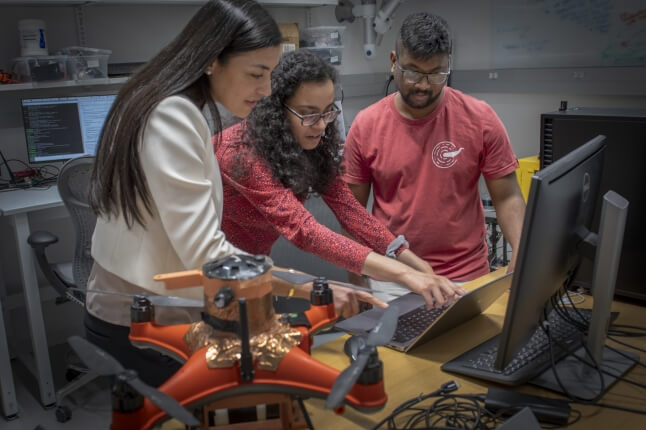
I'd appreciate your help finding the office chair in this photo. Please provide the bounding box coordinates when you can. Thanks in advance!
[27,155,98,422]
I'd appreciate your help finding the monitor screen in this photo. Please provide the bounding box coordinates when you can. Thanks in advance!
[494,134,606,369]
[21,94,116,163]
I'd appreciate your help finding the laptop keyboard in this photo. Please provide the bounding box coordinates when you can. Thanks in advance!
[391,305,449,344]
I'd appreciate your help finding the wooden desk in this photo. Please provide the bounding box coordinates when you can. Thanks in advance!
[0,185,63,417]
[306,271,646,429]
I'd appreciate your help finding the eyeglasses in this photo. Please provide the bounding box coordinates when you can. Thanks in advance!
[394,59,451,85]
[284,104,341,127]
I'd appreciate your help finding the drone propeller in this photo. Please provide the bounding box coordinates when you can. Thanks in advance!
[68,287,204,308]
[325,304,399,409]
[145,295,204,308]
[68,336,199,427]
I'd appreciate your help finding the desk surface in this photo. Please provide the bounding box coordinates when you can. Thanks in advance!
[0,185,62,216]
[307,271,646,429]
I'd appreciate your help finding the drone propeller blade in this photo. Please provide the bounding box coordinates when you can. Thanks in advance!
[70,288,204,308]
[68,336,199,427]
[146,295,204,308]
[325,351,370,409]
[325,305,398,409]
[343,335,366,361]
[366,304,398,347]
[128,378,199,427]
[68,336,124,376]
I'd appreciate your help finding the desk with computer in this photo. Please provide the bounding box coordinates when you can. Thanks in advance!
[327,134,642,427]
[0,93,116,418]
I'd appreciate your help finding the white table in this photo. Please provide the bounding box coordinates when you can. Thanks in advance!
[0,185,64,418]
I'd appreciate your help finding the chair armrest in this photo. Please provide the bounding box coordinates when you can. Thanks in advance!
[27,230,72,301]
[27,230,59,249]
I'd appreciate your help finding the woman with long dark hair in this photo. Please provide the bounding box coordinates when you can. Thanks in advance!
[85,0,286,387]
[216,50,464,317]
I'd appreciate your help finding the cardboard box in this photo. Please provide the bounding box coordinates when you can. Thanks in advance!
[515,155,540,202]
[279,23,299,54]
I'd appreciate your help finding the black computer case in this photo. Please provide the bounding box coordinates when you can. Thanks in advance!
[540,107,646,302]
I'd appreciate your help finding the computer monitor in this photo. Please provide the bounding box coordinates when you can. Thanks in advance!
[494,135,607,370]
[443,135,637,399]
[21,94,116,163]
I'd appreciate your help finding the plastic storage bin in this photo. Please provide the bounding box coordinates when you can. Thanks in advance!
[11,55,67,82]
[300,26,345,48]
[60,46,111,80]
[305,47,343,66]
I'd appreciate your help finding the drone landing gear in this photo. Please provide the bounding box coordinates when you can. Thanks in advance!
[202,393,309,430]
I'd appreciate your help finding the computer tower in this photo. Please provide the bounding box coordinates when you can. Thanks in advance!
[540,107,646,301]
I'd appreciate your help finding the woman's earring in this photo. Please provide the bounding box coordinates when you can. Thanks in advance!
[205,70,212,76]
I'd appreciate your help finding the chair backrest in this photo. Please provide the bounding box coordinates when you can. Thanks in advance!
[57,155,96,288]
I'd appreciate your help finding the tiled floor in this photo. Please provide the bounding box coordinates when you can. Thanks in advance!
[1,331,344,429]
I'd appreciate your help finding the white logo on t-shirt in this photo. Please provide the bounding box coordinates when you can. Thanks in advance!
[432,141,464,168]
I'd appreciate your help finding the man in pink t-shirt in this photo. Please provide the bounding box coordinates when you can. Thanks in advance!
[342,12,526,292]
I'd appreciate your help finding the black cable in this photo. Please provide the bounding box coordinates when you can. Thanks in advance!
[609,324,646,337]
[540,306,607,403]
[384,75,394,96]
[570,400,646,416]
[371,382,507,430]
[607,335,646,354]
[610,323,646,332]
[297,397,314,430]
[6,158,33,171]
[544,320,646,393]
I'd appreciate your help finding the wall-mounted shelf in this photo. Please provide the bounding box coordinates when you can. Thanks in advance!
[0,0,337,5]
[0,77,128,93]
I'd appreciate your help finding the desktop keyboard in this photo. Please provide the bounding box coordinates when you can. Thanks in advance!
[442,308,591,385]
[392,305,448,344]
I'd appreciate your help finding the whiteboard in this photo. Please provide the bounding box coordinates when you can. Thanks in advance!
[493,0,646,68]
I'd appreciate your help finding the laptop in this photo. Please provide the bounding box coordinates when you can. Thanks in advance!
[335,272,513,352]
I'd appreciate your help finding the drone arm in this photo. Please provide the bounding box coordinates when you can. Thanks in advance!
[269,347,388,410]
[304,302,338,334]
[129,322,193,362]
[153,269,203,290]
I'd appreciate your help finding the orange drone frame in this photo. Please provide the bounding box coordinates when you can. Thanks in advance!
[87,255,393,430]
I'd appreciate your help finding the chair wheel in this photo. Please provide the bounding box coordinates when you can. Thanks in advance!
[56,405,72,423]
[65,368,82,381]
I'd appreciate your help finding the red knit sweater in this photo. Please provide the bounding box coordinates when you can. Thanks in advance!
[214,122,402,274]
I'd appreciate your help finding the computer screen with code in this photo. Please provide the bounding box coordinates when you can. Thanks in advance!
[21,94,116,163]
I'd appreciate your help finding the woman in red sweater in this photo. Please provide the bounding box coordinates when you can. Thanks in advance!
[215,50,463,314]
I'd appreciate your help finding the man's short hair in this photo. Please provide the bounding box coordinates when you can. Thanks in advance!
[396,12,452,60]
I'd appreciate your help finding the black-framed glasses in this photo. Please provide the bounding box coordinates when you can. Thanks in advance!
[284,104,341,127]
[394,59,451,85]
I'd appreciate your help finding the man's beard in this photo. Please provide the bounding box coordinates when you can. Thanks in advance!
[400,88,442,110]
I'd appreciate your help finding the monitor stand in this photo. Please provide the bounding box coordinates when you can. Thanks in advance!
[531,345,637,399]
[531,191,638,398]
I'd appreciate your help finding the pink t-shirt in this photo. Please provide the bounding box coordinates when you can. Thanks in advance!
[342,87,518,281]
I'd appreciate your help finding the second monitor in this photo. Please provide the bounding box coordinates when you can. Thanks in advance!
[442,135,637,399]
[21,94,116,164]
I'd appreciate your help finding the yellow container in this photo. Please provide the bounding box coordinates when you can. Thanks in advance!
[515,155,540,202]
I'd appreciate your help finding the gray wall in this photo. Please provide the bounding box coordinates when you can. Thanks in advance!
[1,0,644,298]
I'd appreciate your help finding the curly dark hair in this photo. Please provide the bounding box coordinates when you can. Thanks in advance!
[396,12,452,60]
[239,49,343,198]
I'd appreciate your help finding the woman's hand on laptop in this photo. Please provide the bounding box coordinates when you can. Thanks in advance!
[402,270,465,309]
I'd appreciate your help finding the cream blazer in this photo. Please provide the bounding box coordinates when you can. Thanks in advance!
[90,95,243,301]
